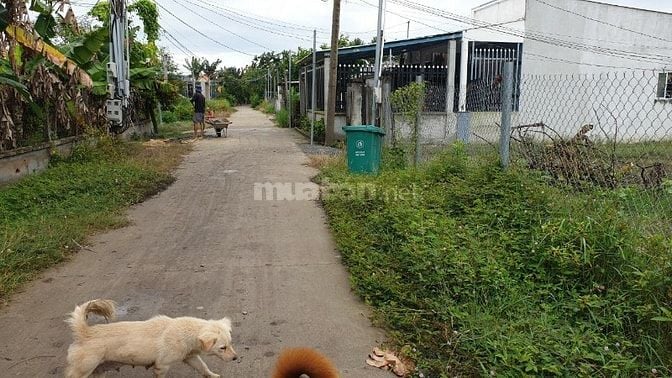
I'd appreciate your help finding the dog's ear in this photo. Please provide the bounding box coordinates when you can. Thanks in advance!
[199,332,218,352]
[220,317,232,331]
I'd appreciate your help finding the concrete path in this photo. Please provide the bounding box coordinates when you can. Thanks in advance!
[0,106,387,377]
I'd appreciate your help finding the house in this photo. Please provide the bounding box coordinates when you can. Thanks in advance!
[182,75,217,100]
[297,31,523,143]
[473,0,672,140]
[297,0,671,144]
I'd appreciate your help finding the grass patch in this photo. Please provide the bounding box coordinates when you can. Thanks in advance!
[320,145,672,376]
[156,121,194,139]
[0,138,191,303]
[256,100,276,115]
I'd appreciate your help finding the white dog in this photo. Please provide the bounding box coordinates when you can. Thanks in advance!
[65,299,237,378]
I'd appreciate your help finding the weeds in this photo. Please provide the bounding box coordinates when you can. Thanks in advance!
[320,145,672,376]
[0,137,191,303]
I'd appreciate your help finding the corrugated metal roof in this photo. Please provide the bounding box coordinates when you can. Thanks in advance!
[297,31,464,67]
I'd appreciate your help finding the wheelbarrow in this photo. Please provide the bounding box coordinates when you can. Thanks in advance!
[205,118,231,138]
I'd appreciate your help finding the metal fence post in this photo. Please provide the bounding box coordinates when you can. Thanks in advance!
[500,62,514,168]
[415,75,423,166]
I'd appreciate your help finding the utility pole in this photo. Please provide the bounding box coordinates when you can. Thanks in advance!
[371,0,387,127]
[326,0,341,145]
[106,0,130,131]
[406,20,410,39]
[288,51,292,128]
[311,29,317,145]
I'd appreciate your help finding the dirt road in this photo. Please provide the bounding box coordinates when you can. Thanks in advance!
[0,107,388,377]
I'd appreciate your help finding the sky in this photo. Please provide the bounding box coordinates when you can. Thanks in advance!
[67,0,672,71]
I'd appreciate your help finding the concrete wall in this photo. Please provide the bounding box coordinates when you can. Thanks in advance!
[523,0,672,74]
[0,137,82,185]
[305,110,347,140]
[468,0,525,43]
[472,0,525,22]
[120,120,154,140]
[392,112,458,144]
[519,0,672,140]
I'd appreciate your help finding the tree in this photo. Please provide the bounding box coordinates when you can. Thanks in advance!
[202,58,221,80]
[183,56,204,83]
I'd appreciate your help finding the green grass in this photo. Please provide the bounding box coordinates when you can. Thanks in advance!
[207,98,233,114]
[319,145,672,376]
[0,138,191,303]
[156,121,194,139]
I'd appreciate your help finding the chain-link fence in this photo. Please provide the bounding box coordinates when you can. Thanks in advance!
[390,68,672,232]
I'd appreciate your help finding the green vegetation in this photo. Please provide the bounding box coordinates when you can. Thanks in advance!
[207,98,233,114]
[298,115,325,144]
[257,100,276,115]
[162,97,233,126]
[156,121,193,139]
[0,138,191,302]
[320,145,672,376]
[276,109,289,128]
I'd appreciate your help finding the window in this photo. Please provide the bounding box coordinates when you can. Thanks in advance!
[658,72,672,100]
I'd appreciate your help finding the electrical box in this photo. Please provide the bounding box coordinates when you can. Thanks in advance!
[106,62,118,78]
[106,99,123,122]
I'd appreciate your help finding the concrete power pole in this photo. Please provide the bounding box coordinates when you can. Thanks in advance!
[288,51,292,128]
[371,0,387,126]
[106,0,130,131]
[325,0,341,145]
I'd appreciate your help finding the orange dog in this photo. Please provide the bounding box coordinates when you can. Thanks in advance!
[273,348,339,378]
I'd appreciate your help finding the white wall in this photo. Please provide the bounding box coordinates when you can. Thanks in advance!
[468,0,525,43]
[518,0,672,141]
[473,0,526,23]
[522,0,672,74]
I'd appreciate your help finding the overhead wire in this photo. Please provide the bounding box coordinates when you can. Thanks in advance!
[179,0,326,43]
[168,0,271,51]
[534,0,672,44]
[160,27,196,56]
[156,2,256,56]
[388,0,672,65]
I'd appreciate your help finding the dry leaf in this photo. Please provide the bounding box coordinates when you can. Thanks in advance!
[366,358,388,368]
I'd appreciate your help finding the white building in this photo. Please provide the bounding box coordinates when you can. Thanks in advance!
[473,0,672,140]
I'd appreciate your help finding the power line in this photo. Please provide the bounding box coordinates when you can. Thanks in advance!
[202,0,331,34]
[524,52,643,70]
[355,0,455,34]
[161,27,196,56]
[183,0,326,43]
[156,2,256,56]
[534,0,672,44]
[389,0,672,65]
[169,0,271,51]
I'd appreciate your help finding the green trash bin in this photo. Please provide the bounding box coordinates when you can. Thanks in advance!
[342,125,385,174]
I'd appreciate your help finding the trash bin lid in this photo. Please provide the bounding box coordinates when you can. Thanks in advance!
[342,125,386,135]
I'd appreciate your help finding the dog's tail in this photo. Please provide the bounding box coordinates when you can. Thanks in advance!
[66,299,117,341]
[272,348,339,378]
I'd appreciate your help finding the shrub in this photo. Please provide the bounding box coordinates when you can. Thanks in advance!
[250,94,262,108]
[275,109,289,128]
[207,98,232,113]
[321,146,672,376]
[172,97,193,121]
[162,111,178,123]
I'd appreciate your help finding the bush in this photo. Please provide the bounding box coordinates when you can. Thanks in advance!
[162,111,178,123]
[207,98,232,113]
[275,109,289,128]
[321,146,672,376]
[173,97,193,121]
[298,115,325,143]
[250,94,262,108]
